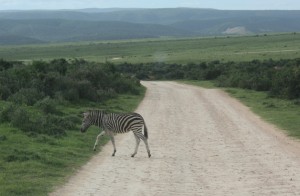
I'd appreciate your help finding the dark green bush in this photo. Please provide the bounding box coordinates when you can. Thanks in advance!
[62,89,80,102]
[35,97,59,114]
[30,115,66,136]
[0,85,11,100]
[116,58,300,100]
[0,104,16,123]
[1,57,300,139]
[97,88,117,102]
[0,59,13,70]
[270,66,300,99]
[76,80,98,101]
[0,58,144,138]
[10,107,32,132]
[8,88,44,105]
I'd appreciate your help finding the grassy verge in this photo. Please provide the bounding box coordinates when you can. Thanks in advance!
[180,80,300,139]
[0,87,145,196]
[180,80,217,89]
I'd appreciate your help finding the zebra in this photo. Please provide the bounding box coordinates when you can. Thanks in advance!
[80,110,151,158]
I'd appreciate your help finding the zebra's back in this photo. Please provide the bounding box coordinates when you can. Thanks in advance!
[103,112,145,134]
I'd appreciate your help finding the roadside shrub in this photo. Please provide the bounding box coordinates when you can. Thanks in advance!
[8,88,44,105]
[97,88,117,101]
[0,85,11,100]
[10,107,32,132]
[0,59,13,70]
[63,114,80,130]
[41,115,67,136]
[76,80,98,101]
[113,77,141,95]
[28,115,65,137]
[34,97,59,114]
[50,58,68,76]
[271,66,300,99]
[0,104,17,123]
[60,116,78,130]
[62,88,80,102]
[252,76,272,91]
[0,103,67,137]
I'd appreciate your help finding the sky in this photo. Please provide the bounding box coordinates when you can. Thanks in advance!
[0,0,299,10]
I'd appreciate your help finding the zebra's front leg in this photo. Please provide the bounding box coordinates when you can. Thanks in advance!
[109,135,117,156]
[93,131,105,151]
[131,134,140,158]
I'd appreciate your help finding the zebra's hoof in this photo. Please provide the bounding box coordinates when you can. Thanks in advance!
[148,154,151,158]
[131,154,135,158]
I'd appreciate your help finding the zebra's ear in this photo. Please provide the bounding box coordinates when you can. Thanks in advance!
[83,112,88,117]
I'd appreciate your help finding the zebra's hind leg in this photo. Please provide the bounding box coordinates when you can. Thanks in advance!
[93,131,105,151]
[131,134,140,157]
[109,134,117,156]
[141,135,151,158]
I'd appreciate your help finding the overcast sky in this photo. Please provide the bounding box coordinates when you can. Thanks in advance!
[0,0,299,10]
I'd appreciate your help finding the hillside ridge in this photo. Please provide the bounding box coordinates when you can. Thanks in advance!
[0,8,299,45]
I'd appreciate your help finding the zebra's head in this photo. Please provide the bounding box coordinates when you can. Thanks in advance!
[81,111,92,133]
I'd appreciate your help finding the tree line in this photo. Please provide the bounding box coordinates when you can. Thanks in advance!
[117,58,300,100]
[1,58,299,137]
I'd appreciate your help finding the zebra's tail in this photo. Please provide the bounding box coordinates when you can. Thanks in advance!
[143,124,148,139]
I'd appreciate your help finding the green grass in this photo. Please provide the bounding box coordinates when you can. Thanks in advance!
[0,33,299,63]
[0,88,145,196]
[180,80,300,139]
[180,80,217,89]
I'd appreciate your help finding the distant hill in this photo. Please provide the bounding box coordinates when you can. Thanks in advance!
[0,8,300,45]
[0,19,191,44]
[0,34,44,45]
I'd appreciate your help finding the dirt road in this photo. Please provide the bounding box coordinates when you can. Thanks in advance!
[51,81,300,196]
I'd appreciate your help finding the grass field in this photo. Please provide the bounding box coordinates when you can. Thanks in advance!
[182,80,300,139]
[0,33,299,63]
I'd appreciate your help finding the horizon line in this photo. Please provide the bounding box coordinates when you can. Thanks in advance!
[0,7,300,12]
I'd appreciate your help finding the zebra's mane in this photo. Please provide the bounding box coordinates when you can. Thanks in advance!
[87,109,106,113]
[83,109,105,118]
[87,109,136,116]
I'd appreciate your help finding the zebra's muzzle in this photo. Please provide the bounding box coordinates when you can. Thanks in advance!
[80,127,86,133]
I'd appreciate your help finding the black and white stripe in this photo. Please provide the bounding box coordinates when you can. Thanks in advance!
[81,110,151,158]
